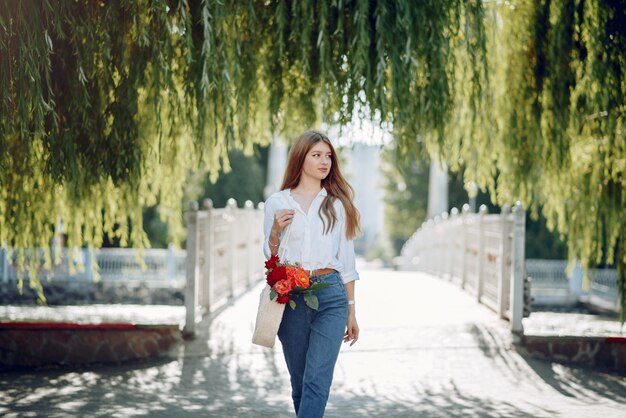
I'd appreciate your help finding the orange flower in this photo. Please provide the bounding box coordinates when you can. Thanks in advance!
[285,266,310,289]
[274,278,296,295]
[293,267,310,289]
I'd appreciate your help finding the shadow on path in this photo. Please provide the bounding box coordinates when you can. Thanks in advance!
[327,387,555,418]
[2,269,625,417]
[521,355,626,404]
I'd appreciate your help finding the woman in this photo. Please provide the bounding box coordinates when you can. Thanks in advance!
[263,130,361,418]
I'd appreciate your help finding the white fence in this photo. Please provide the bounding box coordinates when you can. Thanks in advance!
[2,198,265,335]
[526,259,619,311]
[0,246,186,287]
[397,203,527,338]
[184,198,265,336]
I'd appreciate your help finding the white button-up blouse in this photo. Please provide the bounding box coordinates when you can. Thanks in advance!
[263,188,359,284]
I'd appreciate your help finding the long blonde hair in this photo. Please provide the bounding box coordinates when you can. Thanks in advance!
[280,130,361,240]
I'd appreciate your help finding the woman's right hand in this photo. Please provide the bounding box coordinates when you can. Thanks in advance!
[272,209,295,234]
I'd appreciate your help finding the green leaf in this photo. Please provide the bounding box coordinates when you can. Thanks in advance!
[289,300,296,310]
[270,289,277,300]
[308,282,331,292]
[2,0,625,322]
[304,293,319,310]
[44,30,53,51]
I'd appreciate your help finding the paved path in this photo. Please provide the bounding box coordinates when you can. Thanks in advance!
[2,268,625,417]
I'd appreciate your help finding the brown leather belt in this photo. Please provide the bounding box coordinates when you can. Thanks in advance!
[309,268,337,277]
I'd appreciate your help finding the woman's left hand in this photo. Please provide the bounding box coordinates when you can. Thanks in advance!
[344,312,359,346]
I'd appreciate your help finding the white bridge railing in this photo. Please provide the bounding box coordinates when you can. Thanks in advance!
[184,198,265,336]
[0,246,186,287]
[397,203,528,339]
[526,259,619,311]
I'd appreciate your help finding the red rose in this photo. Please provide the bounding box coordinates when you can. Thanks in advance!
[276,294,291,304]
[265,254,280,270]
[273,277,296,295]
[267,265,286,287]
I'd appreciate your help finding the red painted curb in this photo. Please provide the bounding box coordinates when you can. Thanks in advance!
[0,322,138,330]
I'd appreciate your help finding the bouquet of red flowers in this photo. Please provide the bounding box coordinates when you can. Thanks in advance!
[264,254,330,310]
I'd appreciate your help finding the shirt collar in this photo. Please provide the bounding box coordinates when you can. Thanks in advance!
[284,187,328,198]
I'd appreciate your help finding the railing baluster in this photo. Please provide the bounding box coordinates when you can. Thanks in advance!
[461,204,469,289]
[476,205,487,302]
[245,200,254,287]
[203,199,214,312]
[184,201,200,337]
[498,205,511,319]
[227,198,237,298]
[510,202,526,341]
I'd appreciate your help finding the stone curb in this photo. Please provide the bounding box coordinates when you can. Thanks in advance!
[0,321,181,369]
[521,334,626,371]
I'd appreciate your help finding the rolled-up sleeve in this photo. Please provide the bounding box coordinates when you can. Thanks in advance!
[337,217,359,284]
[262,197,275,259]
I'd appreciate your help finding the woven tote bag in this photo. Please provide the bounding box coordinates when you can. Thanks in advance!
[252,219,292,348]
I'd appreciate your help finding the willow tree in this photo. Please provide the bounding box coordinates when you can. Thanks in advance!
[0,0,486,299]
[436,0,626,320]
[1,0,625,319]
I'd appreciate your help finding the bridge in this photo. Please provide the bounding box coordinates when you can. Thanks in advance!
[2,262,625,417]
[1,200,625,417]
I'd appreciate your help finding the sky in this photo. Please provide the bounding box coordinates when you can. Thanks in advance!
[322,108,393,147]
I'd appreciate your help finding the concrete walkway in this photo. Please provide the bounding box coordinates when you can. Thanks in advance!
[2,268,625,417]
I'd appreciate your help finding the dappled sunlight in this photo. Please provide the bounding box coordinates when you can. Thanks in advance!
[125,361,183,391]
[1,360,187,417]
[524,359,626,405]
[326,386,556,418]
[0,355,292,417]
[1,268,624,417]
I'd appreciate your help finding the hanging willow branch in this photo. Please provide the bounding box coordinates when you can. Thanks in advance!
[0,0,486,300]
[440,0,626,321]
[2,0,625,320]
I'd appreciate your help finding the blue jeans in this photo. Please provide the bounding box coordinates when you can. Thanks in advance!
[277,272,348,418]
